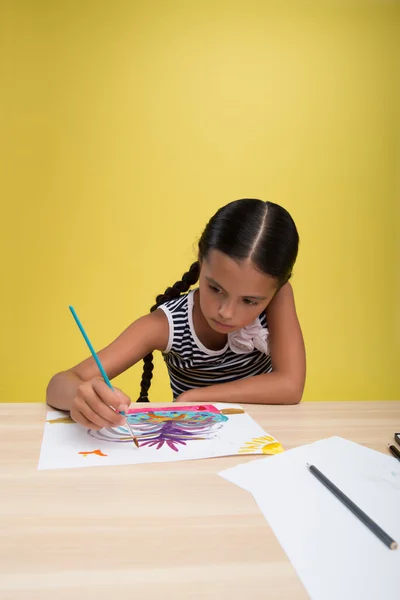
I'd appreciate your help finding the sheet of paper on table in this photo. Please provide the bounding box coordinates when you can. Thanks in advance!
[219,436,400,600]
[38,403,283,470]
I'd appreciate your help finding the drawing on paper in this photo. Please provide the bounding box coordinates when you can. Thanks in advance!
[239,435,284,455]
[38,403,283,470]
[78,449,108,457]
[87,405,229,452]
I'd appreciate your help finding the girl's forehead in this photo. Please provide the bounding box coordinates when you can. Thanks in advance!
[201,250,277,296]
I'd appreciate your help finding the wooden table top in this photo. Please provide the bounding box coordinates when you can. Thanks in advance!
[1,401,399,600]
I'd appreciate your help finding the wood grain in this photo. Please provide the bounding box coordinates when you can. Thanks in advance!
[0,401,399,600]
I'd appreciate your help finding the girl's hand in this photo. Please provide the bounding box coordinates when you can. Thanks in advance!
[70,377,131,430]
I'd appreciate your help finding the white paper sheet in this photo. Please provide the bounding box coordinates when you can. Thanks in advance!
[38,403,283,470]
[219,437,400,600]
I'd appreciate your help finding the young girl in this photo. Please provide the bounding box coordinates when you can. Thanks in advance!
[47,198,306,430]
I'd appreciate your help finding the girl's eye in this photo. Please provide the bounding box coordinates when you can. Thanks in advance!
[208,284,221,294]
[243,298,258,306]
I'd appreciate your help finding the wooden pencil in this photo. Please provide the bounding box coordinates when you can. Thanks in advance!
[306,463,397,550]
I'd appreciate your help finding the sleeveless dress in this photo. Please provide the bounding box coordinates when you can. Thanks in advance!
[158,289,272,400]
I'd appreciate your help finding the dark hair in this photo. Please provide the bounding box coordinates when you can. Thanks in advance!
[137,198,299,401]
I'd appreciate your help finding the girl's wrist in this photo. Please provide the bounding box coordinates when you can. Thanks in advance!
[178,388,199,403]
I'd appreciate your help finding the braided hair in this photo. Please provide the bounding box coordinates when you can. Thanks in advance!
[137,198,299,401]
[137,261,200,401]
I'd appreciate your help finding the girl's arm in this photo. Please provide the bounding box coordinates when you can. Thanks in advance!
[180,283,306,405]
[46,310,169,412]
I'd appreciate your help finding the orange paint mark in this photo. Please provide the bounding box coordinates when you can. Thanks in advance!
[78,449,108,457]
[147,411,186,422]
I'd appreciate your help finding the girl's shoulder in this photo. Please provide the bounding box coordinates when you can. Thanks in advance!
[159,290,194,314]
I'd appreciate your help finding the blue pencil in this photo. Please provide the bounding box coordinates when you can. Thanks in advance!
[69,305,139,448]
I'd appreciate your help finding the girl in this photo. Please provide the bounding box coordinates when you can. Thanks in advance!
[47,198,306,430]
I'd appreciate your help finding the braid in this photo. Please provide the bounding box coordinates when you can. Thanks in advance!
[137,261,200,402]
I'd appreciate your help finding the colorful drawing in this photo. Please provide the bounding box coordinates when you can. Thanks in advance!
[239,435,284,455]
[44,406,242,424]
[126,404,221,415]
[78,449,108,457]
[88,407,229,452]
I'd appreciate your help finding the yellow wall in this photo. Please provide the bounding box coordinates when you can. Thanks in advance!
[1,0,399,403]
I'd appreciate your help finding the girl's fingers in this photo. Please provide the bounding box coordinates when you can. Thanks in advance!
[71,378,131,430]
[76,380,126,426]
[70,406,102,430]
[92,378,131,411]
[75,398,116,429]
[84,392,125,426]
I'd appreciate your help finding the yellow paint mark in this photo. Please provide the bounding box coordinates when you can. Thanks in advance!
[47,416,75,424]
[260,442,284,455]
[220,408,245,415]
[239,436,284,455]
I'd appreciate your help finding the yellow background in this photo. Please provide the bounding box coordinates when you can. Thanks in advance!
[1,0,399,403]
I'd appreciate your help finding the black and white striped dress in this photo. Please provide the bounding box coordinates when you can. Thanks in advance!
[158,289,273,400]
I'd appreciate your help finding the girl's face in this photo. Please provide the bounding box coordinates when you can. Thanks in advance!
[198,250,278,334]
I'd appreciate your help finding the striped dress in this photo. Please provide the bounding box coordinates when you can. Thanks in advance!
[158,289,273,400]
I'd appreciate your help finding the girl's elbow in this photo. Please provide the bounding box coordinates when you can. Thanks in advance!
[289,389,303,405]
[284,379,304,405]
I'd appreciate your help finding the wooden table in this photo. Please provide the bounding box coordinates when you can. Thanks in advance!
[1,401,399,600]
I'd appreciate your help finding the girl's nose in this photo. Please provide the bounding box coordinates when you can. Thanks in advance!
[218,301,234,321]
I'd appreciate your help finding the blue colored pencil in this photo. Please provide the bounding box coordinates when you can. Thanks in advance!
[69,305,139,448]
